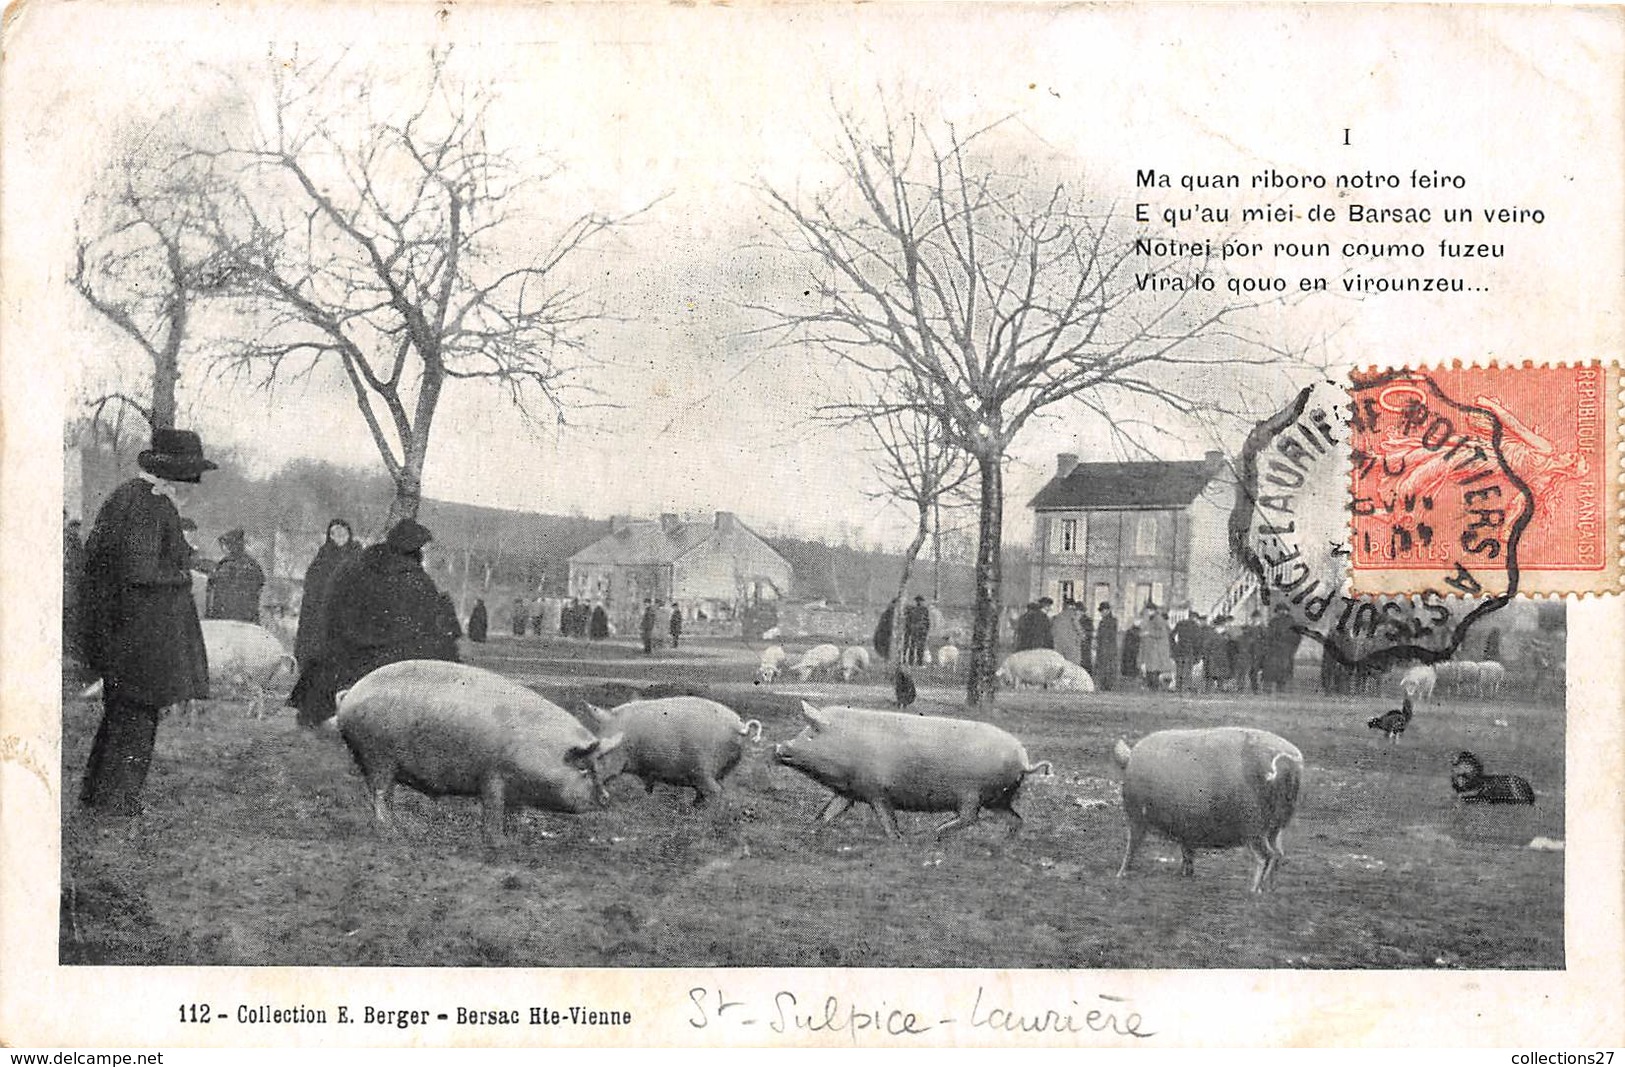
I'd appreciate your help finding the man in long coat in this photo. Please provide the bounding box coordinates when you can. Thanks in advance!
[77,429,216,815]
[1014,600,1054,652]
[872,598,898,661]
[289,519,460,727]
[1139,607,1174,690]
[1172,610,1204,691]
[1094,603,1119,691]
[206,528,265,623]
[1263,604,1302,693]
[640,599,659,654]
[1052,600,1086,667]
[904,595,931,666]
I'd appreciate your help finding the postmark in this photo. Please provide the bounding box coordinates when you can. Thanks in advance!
[1348,362,1622,597]
[1233,374,1522,676]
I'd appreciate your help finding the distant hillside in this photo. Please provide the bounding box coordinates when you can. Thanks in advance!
[71,435,1028,612]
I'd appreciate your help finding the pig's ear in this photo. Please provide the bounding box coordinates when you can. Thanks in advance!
[799,701,829,732]
[567,734,622,767]
[584,702,613,724]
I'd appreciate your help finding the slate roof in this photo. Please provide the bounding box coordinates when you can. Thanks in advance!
[569,520,716,566]
[1028,456,1224,511]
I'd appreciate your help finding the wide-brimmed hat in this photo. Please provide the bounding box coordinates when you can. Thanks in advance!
[137,429,217,484]
[384,519,433,553]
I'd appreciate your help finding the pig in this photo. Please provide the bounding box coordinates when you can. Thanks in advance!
[202,619,297,689]
[994,648,1073,690]
[839,645,872,682]
[934,643,960,673]
[81,620,297,717]
[790,643,842,681]
[585,696,762,804]
[755,645,788,684]
[772,701,1053,839]
[1399,662,1437,704]
[1112,727,1304,893]
[335,659,622,845]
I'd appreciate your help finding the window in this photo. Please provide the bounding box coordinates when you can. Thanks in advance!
[1092,583,1111,615]
[1134,582,1154,614]
[1059,580,1076,605]
[1135,515,1159,555]
[1060,518,1080,553]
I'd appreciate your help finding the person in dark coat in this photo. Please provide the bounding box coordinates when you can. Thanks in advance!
[640,599,658,654]
[873,598,898,661]
[511,596,527,637]
[293,519,361,670]
[1263,604,1301,693]
[669,602,683,648]
[1014,601,1054,652]
[1202,616,1235,692]
[1094,603,1118,691]
[289,519,460,728]
[904,595,931,666]
[1078,610,1095,675]
[590,602,610,640]
[205,528,265,623]
[467,599,489,643]
[1238,610,1266,693]
[1483,627,1502,663]
[77,429,217,815]
[63,515,87,665]
[1119,623,1141,682]
[1172,610,1204,691]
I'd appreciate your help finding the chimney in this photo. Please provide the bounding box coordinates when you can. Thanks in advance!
[1056,453,1079,478]
[610,514,631,534]
[714,511,737,534]
[660,513,681,535]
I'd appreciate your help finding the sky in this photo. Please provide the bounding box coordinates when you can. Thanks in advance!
[7,3,1621,548]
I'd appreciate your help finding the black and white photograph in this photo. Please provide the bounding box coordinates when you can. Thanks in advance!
[2,0,1622,1050]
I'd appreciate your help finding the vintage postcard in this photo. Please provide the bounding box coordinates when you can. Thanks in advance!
[2,0,1622,1051]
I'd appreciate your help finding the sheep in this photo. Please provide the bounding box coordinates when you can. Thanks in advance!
[839,645,872,682]
[754,645,787,684]
[1399,663,1436,704]
[790,643,842,681]
[934,643,960,674]
[1477,661,1507,699]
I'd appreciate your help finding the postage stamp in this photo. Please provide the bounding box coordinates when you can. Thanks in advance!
[1348,362,1622,597]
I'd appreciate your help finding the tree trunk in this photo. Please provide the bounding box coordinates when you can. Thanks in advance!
[888,505,931,666]
[150,354,179,433]
[967,450,1004,706]
[387,466,423,526]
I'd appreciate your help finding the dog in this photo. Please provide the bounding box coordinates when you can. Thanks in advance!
[1450,750,1536,804]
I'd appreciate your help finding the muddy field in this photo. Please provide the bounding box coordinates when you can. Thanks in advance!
[59,635,1564,969]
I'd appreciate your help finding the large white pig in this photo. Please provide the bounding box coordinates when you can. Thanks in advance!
[1112,727,1304,893]
[586,696,761,805]
[995,648,1074,690]
[772,702,1052,839]
[790,643,842,681]
[202,620,297,691]
[336,660,622,845]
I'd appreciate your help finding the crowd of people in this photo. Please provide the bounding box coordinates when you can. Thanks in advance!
[1005,596,1306,693]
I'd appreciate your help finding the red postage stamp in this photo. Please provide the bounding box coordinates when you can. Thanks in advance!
[1348,361,1621,597]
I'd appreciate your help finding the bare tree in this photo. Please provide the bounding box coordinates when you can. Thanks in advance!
[840,378,973,666]
[199,50,647,524]
[759,110,1289,704]
[71,135,227,432]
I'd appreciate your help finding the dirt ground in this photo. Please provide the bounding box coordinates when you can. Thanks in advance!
[59,634,1564,969]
